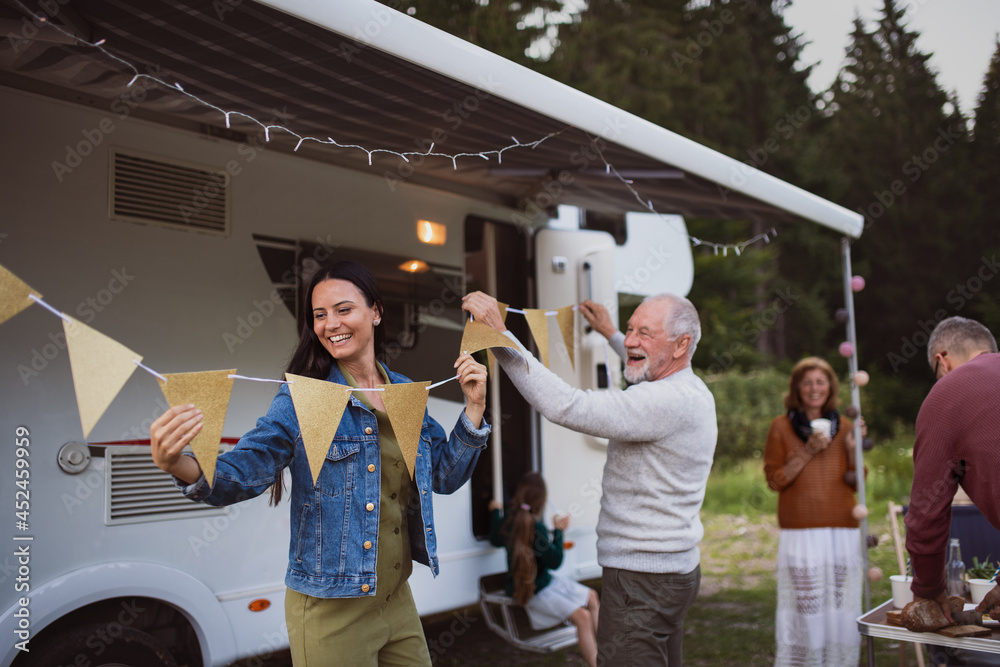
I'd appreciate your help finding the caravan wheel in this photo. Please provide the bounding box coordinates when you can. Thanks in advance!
[28,623,179,667]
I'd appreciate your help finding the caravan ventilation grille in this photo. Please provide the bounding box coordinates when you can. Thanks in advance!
[106,449,227,525]
[111,150,229,234]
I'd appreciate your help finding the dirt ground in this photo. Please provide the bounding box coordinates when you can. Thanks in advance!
[231,515,783,666]
[232,594,594,667]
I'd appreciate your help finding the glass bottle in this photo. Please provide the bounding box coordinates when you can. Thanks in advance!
[946,538,967,597]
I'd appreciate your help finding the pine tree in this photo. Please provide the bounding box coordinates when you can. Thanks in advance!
[968,40,1000,334]
[817,0,982,423]
[379,0,562,65]
[539,0,690,127]
[671,0,826,368]
[972,39,1000,185]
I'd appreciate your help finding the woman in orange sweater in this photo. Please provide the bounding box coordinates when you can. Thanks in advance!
[764,357,862,667]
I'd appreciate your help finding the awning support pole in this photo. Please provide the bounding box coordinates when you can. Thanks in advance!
[841,237,871,611]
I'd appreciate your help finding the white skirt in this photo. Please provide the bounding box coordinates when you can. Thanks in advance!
[524,573,591,630]
[775,527,862,667]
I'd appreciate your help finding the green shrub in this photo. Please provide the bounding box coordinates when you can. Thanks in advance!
[703,458,777,518]
[861,423,915,510]
[700,367,789,464]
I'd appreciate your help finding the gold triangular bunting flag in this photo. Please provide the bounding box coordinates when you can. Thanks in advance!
[486,301,510,375]
[0,264,42,327]
[460,318,527,371]
[158,370,235,488]
[556,305,576,370]
[63,317,142,438]
[286,373,352,485]
[523,308,551,368]
[381,381,430,480]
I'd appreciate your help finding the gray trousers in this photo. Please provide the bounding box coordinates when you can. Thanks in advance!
[596,565,701,666]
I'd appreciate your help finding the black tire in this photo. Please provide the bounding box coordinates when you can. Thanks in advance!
[26,623,179,667]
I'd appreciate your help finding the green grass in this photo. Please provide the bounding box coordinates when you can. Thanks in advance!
[690,425,922,666]
[703,457,777,518]
[686,512,920,667]
[416,420,925,665]
[686,585,778,666]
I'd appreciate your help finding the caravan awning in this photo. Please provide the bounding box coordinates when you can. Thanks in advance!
[0,0,863,237]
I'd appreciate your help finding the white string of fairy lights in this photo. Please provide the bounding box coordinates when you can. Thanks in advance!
[21,10,561,168]
[586,136,778,256]
[22,6,777,254]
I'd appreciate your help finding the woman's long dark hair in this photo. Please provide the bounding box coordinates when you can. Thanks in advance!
[505,472,547,606]
[270,260,385,504]
[285,260,386,379]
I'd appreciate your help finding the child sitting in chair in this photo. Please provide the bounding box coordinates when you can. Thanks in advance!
[489,471,600,667]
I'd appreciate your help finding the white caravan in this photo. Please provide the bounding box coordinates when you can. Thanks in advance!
[0,1,862,666]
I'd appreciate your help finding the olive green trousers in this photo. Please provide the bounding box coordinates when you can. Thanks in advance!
[285,583,431,666]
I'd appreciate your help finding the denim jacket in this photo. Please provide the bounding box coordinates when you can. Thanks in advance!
[178,362,489,598]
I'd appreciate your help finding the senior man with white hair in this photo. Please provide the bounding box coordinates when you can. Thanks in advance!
[462,291,717,667]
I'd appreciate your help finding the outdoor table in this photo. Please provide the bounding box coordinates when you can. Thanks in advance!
[858,599,1000,665]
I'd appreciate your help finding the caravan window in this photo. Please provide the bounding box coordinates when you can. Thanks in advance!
[253,235,466,402]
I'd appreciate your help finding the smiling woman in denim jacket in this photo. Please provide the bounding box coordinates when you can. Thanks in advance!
[149,260,490,666]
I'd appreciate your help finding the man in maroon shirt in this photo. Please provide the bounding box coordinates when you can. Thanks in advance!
[905,316,999,622]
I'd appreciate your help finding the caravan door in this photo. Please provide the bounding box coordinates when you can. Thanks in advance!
[531,213,694,582]
[533,227,621,582]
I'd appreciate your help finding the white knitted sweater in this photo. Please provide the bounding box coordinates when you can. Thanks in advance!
[495,331,718,574]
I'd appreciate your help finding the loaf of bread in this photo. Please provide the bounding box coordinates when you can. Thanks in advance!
[901,599,951,632]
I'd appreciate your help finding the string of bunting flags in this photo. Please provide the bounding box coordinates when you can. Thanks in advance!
[1,263,583,488]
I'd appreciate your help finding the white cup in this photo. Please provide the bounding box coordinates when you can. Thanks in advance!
[891,574,914,609]
[810,418,832,438]
[969,578,996,605]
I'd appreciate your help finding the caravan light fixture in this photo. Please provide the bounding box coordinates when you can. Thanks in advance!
[399,259,430,274]
[417,220,446,245]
